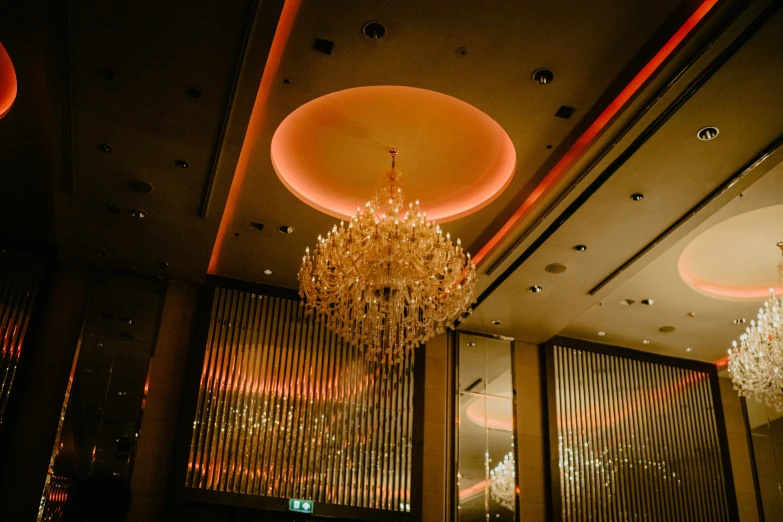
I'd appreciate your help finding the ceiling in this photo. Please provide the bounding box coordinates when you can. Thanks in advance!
[2,0,783,365]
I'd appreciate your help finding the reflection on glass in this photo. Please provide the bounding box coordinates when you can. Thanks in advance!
[457,334,516,522]
[37,272,165,521]
[745,398,783,520]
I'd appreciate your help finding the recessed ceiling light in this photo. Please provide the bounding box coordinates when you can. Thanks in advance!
[455,46,468,57]
[697,126,719,141]
[659,326,676,333]
[641,298,654,306]
[127,180,154,194]
[491,320,501,325]
[264,269,273,275]
[733,318,746,324]
[159,261,171,268]
[545,263,567,274]
[96,249,109,257]
[527,285,543,293]
[642,339,650,345]
[631,193,644,201]
[99,143,112,153]
[466,342,476,347]
[687,311,696,318]
[278,225,295,234]
[186,87,202,98]
[532,68,554,85]
[620,299,635,306]
[686,347,693,352]
[574,244,588,252]
[99,68,115,79]
[175,159,190,169]
[362,21,386,39]
[598,331,606,337]
[129,209,147,219]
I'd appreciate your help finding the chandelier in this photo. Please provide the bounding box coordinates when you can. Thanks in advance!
[298,149,477,362]
[728,242,783,411]
[489,451,515,511]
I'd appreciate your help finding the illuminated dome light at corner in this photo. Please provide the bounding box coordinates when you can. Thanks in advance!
[0,42,17,119]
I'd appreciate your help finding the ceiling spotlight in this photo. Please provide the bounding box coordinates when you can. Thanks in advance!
[641,298,654,306]
[528,285,543,293]
[99,143,112,153]
[466,342,476,347]
[687,311,696,318]
[278,225,295,234]
[129,209,147,219]
[733,318,746,324]
[532,68,554,85]
[175,159,190,169]
[574,244,588,252]
[491,320,501,325]
[643,339,651,345]
[362,21,386,40]
[697,126,719,141]
[159,261,171,268]
[686,347,693,352]
[264,269,273,275]
[631,193,644,201]
[598,331,606,337]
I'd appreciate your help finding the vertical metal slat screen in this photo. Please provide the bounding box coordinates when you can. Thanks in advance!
[553,344,730,522]
[186,288,415,512]
[0,250,44,425]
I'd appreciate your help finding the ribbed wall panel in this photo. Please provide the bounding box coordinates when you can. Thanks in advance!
[0,251,44,424]
[186,288,415,512]
[553,344,730,522]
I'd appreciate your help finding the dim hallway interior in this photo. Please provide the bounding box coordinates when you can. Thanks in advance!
[1,0,783,521]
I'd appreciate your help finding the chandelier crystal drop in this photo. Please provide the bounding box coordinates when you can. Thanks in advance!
[298,149,477,362]
[728,242,783,411]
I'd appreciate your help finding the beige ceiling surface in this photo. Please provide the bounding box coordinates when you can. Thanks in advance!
[211,0,692,286]
[562,159,783,363]
[461,2,783,362]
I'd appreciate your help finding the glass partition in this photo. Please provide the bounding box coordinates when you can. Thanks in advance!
[457,333,516,521]
[745,399,783,520]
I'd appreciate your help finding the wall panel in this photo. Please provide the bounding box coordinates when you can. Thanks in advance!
[548,339,735,521]
[185,287,416,514]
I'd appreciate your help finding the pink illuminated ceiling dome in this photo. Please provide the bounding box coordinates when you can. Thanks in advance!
[270,86,516,223]
[0,42,17,120]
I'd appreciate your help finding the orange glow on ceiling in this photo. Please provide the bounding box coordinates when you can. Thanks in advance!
[208,0,302,274]
[270,85,516,223]
[0,42,17,119]
[471,0,720,266]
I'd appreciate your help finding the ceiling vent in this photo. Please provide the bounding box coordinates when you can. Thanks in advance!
[555,106,576,119]
[313,38,334,55]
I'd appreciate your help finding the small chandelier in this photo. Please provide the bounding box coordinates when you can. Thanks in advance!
[489,451,515,511]
[728,242,783,410]
[298,149,477,362]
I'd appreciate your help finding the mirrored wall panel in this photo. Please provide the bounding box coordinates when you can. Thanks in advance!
[38,272,165,521]
[457,333,516,522]
[185,287,416,513]
[549,340,734,522]
[745,399,783,520]
[0,249,46,425]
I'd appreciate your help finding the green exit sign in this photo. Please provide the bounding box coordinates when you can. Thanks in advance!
[289,498,314,514]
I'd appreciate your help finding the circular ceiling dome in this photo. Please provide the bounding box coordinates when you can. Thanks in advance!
[0,42,17,119]
[270,86,516,222]
[679,204,783,301]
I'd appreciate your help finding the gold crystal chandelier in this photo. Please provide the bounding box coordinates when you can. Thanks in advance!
[728,242,783,410]
[298,149,477,361]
